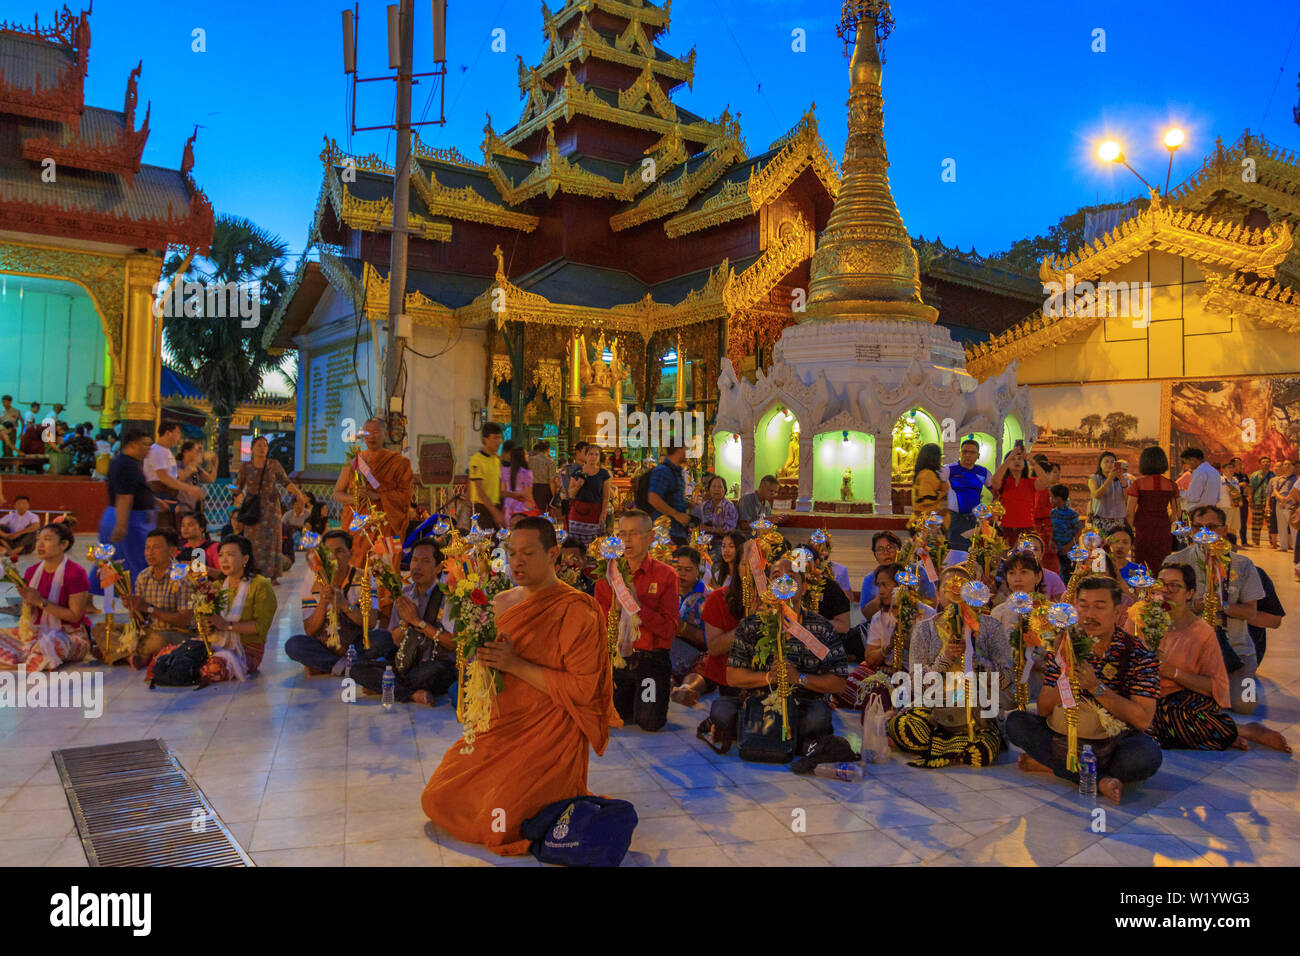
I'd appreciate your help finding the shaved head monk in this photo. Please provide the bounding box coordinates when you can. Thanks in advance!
[331,417,415,567]
[421,515,612,856]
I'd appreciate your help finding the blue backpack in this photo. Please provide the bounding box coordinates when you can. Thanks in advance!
[521,796,639,867]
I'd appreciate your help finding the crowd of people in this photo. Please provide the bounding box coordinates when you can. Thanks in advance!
[0,394,109,476]
[0,421,1295,859]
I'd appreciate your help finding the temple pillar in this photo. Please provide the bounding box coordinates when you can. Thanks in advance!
[874,431,893,515]
[99,344,116,429]
[796,433,814,512]
[121,254,164,430]
[740,433,755,497]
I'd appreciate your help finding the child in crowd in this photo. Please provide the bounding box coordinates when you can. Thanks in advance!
[1049,483,1079,577]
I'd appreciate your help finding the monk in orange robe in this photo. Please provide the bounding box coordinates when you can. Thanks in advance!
[421,516,612,856]
[332,417,415,567]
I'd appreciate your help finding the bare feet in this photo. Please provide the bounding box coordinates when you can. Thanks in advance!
[1098,776,1123,804]
[304,665,329,677]
[411,690,431,706]
[1231,737,1251,751]
[1017,753,1053,774]
[1238,723,1292,753]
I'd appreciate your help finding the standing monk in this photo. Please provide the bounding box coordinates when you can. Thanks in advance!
[421,516,611,856]
[332,418,415,567]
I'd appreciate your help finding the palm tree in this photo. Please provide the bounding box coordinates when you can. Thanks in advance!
[161,215,291,478]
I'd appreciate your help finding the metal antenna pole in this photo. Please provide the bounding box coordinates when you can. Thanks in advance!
[385,0,414,445]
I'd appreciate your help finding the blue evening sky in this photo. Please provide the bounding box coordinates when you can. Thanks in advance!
[77,0,1300,264]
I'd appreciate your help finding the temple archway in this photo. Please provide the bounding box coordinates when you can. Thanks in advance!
[813,429,873,502]
[1001,414,1025,455]
[754,404,797,487]
[713,429,742,496]
[0,274,110,429]
[891,406,941,483]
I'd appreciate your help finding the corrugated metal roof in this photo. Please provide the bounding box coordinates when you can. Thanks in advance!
[0,30,76,94]
[13,106,127,149]
[515,259,649,308]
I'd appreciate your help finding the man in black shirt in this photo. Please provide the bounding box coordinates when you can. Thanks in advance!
[97,428,156,576]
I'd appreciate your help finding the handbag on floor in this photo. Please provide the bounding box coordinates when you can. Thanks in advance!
[521,796,639,867]
[737,695,798,764]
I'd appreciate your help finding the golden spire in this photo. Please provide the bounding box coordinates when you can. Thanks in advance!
[804,1,937,324]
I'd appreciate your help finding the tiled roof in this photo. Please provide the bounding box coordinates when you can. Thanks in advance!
[0,29,76,93]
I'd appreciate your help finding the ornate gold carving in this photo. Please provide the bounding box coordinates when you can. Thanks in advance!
[481,113,528,161]
[1039,195,1294,283]
[1171,132,1300,226]
[1200,270,1300,332]
[320,136,394,175]
[410,130,477,168]
[531,359,563,401]
[492,353,513,385]
[531,9,695,90]
[722,215,813,314]
[410,164,540,232]
[610,122,746,231]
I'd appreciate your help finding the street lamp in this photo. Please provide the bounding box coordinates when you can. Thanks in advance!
[1098,128,1185,196]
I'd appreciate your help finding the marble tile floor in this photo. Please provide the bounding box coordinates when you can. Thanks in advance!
[2,537,1298,867]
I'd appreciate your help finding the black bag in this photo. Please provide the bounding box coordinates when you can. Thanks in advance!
[737,695,798,763]
[633,469,654,514]
[149,639,210,687]
[521,796,639,867]
[1214,625,1245,673]
[235,464,267,526]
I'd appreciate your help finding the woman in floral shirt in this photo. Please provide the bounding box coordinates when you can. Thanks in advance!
[699,475,737,536]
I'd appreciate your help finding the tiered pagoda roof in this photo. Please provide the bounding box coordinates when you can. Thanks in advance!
[0,5,213,252]
[269,0,1038,363]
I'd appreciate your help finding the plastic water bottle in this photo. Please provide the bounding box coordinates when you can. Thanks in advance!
[344,644,357,676]
[1079,744,1098,797]
[813,762,865,782]
[381,666,396,710]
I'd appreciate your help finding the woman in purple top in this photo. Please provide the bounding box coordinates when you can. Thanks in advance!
[699,475,737,535]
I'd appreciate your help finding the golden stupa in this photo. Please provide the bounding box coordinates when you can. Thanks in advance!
[805,0,938,324]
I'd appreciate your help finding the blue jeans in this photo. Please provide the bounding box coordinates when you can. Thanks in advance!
[1005,711,1163,784]
[95,507,154,581]
[284,626,397,671]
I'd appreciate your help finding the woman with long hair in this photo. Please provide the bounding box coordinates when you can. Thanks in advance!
[0,523,92,670]
[674,535,749,706]
[234,435,308,585]
[911,442,948,525]
[566,444,612,545]
[709,531,746,589]
[1089,450,1132,536]
[501,445,534,526]
[1126,445,1180,572]
[991,444,1041,547]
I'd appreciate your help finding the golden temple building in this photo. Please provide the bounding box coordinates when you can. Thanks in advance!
[267,0,1039,480]
[0,5,214,432]
[967,132,1300,473]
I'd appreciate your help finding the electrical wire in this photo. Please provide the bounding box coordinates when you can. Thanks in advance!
[1258,15,1300,132]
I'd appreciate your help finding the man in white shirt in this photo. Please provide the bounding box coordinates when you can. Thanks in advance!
[144,420,203,529]
[1179,447,1221,512]
[0,495,41,558]
[0,395,21,431]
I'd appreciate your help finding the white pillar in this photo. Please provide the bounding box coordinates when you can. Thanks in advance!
[874,432,893,515]
[740,434,756,497]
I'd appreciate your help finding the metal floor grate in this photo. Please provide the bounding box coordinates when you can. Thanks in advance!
[54,738,254,867]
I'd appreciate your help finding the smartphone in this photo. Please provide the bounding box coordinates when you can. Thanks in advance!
[1014,439,1025,450]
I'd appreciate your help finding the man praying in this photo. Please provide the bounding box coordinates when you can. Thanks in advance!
[421,516,611,856]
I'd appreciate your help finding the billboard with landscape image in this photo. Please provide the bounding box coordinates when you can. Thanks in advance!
[1029,382,1162,496]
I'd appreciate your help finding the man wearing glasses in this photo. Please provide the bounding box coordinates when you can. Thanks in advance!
[1163,505,1265,715]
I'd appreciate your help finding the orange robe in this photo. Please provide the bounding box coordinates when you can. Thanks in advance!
[421,581,612,856]
[343,448,415,567]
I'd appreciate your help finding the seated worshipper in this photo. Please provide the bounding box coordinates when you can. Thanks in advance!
[1006,576,1163,804]
[703,556,848,756]
[990,551,1049,700]
[0,523,92,671]
[803,546,852,636]
[1106,524,1142,583]
[887,565,1012,768]
[93,528,194,668]
[177,513,219,572]
[556,536,596,595]
[1012,533,1066,598]
[151,534,276,684]
[594,509,680,732]
[0,494,40,561]
[0,495,40,558]
[859,531,936,620]
[809,540,852,596]
[1144,563,1290,753]
[708,531,746,590]
[1163,505,1265,715]
[673,534,745,706]
[421,516,611,856]
[283,530,367,676]
[669,546,709,684]
[835,563,937,711]
[699,475,738,536]
[351,538,459,706]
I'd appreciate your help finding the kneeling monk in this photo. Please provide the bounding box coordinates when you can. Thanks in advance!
[421,515,611,856]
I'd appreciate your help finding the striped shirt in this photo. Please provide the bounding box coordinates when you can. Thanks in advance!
[1042,627,1161,704]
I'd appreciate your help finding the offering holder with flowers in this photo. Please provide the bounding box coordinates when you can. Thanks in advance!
[753,575,797,741]
[1124,568,1171,654]
[438,531,511,753]
[86,543,141,657]
[1193,528,1234,629]
[963,503,1006,583]
[186,562,228,656]
[1038,602,1127,772]
[589,535,637,669]
[1007,590,1046,710]
[2,557,35,643]
[741,518,785,615]
[299,530,343,652]
[890,564,926,675]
